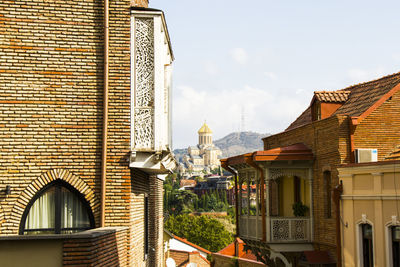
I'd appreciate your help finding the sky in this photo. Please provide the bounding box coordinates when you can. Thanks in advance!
[149,0,400,149]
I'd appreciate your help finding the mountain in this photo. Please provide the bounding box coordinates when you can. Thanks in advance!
[173,131,270,161]
[214,131,270,158]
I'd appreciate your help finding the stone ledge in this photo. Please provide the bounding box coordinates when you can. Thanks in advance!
[0,227,128,241]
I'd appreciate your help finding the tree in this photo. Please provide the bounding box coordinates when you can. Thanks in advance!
[168,189,198,215]
[165,214,233,252]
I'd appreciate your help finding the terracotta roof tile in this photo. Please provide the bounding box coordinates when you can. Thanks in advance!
[285,106,312,131]
[172,234,211,255]
[314,90,350,102]
[386,146,400,160]
[334,72,400,116]
[286,71,400,131]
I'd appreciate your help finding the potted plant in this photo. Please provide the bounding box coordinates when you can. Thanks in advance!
[292,202,309,217]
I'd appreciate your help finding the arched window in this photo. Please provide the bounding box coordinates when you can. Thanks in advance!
[391,226,400,266]
[20,180,95,235]
[360,223,374,267]
[323,171,332,218]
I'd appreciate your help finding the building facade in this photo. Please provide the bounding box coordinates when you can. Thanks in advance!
[339,160,400,267]
[222,72,400,266]
[182,123,222,173]
[0,0,175,266]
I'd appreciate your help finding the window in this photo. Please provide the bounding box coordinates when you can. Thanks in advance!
[144,195,149,257]
[361,224,374,267]
[324,171,332,218]
[20,180,94,235]
[294,176,301,203]
[392,226,400,266]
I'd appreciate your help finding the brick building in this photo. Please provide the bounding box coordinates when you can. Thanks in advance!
[0,0,175,266]
[221,72,400,266]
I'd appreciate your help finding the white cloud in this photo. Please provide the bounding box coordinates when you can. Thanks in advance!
[347,67,386,84]
[203,61,219,75]
[264,72,277,80]
[172,84,307,148]
[393,53,400,61]
[230,48,248,65]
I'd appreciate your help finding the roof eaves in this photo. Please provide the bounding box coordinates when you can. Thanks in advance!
[356,82,400,123]
[172,234,211,254]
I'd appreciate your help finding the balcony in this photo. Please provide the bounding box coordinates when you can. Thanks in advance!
[129,8,176,175]
[239,216,311,242]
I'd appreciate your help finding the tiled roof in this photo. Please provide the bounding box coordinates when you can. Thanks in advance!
[334,72,400,116]
[286,71,400,131]
[180,179,197,187]
[386,146,400,160]
[313,90,350,102]
[172,234,212,255]
[217,238,259,262]
[285,106,312,131]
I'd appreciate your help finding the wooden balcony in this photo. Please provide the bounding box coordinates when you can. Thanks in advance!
[239,216,312,243]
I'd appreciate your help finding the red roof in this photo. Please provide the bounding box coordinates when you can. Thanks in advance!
[217,238,259,262]
[222,143,313,166]
[172,234,211,255]
[313,90,351,103]
[285,71,400,131]
[253,143,313,161]
[180,179,197,187]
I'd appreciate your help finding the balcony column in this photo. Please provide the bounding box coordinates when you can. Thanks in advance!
[256,171,259,239]
[247,170,251,236]
[308,167,314,241]
[265,168,270,242]
[238,180,243,216]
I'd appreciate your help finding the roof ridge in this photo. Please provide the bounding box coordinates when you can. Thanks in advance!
[340,71,400,91]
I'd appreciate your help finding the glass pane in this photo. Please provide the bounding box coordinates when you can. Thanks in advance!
[392,226,400,241]
[61,187,90,229]
[25,230,55,235]
[25,187,56,231]
[362,224,373,239]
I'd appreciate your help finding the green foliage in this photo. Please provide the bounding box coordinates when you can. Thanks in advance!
[165,214,233,252]
[292,201,309,217]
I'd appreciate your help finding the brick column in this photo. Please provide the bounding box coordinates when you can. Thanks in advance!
[148,175,164,267]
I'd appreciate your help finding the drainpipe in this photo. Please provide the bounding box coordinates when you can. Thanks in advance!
[333,180,343,267]
[349,117,358,163]
[101,0,110,227]
[246,155,266,242]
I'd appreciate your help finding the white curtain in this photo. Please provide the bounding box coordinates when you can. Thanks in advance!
[25,188,56,230]
[61,187,90,229]
[24,186,90,234]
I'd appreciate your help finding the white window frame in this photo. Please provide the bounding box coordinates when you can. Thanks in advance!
[356,219,375,267]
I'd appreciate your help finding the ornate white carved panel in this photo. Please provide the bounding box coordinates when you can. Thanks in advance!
[133,18,155,149]
[130,9,176,174]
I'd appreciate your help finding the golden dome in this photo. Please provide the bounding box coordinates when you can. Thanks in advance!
[198,123,212,134]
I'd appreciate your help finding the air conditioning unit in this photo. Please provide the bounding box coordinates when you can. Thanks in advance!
[355,149,378,163]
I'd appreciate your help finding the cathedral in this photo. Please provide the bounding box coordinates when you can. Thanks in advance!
[182,123,222,173]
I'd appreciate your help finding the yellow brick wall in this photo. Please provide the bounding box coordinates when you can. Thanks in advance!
[0,0,168,265]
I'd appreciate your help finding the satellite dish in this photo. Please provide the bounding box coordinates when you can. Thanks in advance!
[166,258,176,267]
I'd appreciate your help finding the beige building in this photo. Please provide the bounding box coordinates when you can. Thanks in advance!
[183,123,222,173]
[338,159,400,267]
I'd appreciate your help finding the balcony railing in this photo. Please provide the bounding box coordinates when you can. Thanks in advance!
[239,216,311,242]
[270,217,310,242]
